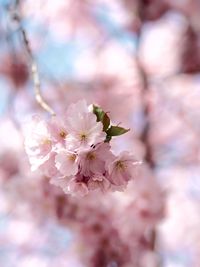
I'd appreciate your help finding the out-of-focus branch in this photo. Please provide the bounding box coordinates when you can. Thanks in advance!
[134,31,155,169]
[134,15,161,267]
[135,54,155,169]
[135,51,161,267]
[11,6,56,116]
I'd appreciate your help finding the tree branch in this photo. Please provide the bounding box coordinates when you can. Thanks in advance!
[134,12,162,267]
[11,7,56,116]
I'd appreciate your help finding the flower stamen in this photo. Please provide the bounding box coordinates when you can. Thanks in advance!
[68,154,76,162]
[116,161,126,170]
[60,131,67,138]
[80,133,87,142]
[86,152,96,161]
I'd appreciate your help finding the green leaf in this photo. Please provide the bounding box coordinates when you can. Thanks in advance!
[93,105,130,137]
[106,126,130,136]
[93,105,104,122]
[93,105,110,131]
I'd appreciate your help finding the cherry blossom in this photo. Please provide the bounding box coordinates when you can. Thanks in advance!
[24,116,52,171]
[107,152,140,186]
[65,100,106,150]
[88,173,110,192]
[68,178,89,197]
[79,143,114,177]
[39,152,61,178]
[24,100,138,196]
[55,150,78,176]
[48,116,68,145]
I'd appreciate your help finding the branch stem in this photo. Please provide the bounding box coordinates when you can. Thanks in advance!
[12,8,56,116]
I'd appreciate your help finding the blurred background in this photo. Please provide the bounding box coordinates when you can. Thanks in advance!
[0,0,200,266]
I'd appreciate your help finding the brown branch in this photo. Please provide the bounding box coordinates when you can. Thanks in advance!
[135,57,162,266]
[11,8,56,116]
[135,50,155,169]
[134,15,162,267]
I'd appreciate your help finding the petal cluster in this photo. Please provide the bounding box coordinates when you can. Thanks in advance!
[24,100,139,196]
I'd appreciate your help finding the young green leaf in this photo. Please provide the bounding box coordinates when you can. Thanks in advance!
[106,126,130,136]
[93,105,104,122]
[93,105,110,131]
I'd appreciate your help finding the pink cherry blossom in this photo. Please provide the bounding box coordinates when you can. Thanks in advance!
[47,116,68,145]
[24,116,52,171]
[39,152,61,178]
[88,173,110,192]
[23,100,138,196]
[65,100,106,149]
[107,152,139,186]
[55,150,78,176]
[79,143,114,176]
[68,178,89,197]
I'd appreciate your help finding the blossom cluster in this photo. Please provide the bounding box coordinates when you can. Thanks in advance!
[24,100,139,196]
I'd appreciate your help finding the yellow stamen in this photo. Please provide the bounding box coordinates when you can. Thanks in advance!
[86,152,96,161]
[68,154,76,162]
[80,133,87,141]
[60,131,67,138]
[115,161,125,170]
[43,139,51,145]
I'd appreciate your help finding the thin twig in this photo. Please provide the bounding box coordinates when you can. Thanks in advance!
[12,8,56,116]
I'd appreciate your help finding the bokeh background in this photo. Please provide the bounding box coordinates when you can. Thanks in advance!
[0,0,200,267]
